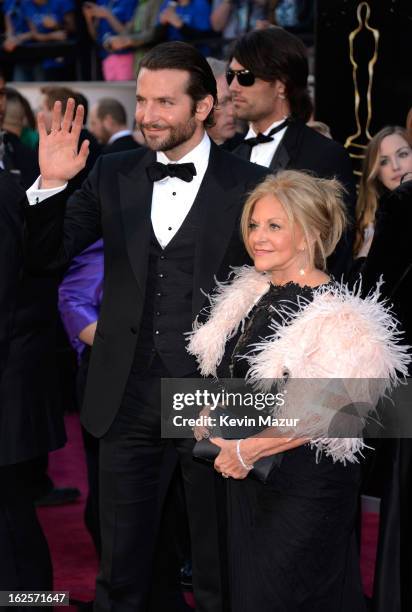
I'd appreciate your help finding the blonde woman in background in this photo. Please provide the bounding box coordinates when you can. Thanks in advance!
[355,126,412,259]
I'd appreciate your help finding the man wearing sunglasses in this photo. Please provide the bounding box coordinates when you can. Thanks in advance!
[228,27,356,278]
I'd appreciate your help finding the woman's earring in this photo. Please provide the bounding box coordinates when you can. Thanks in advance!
[299,248,306,276]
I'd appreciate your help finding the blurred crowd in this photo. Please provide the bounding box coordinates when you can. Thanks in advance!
[0,0,315,81]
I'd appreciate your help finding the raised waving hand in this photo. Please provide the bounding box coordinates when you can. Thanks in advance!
[38,98,90,189]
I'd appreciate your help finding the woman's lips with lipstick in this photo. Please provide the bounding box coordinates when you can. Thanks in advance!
[253,249,273,256]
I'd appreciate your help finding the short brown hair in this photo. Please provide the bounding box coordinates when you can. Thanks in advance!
[240,170,347,270]
[139,41,217,128]
[41,86,77,112]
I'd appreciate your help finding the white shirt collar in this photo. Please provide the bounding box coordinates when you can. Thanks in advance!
[245,117,289,139]
[156,131,211,176]
[108,129,133,144]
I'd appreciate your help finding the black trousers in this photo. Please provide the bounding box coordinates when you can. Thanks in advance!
[94,356,229,612]
[0,462,52,594]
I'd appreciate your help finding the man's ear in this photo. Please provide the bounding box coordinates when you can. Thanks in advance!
[274,80,286,99]
[195,94,214,122]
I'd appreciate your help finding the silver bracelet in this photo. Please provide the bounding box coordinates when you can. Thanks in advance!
[236,439,254,471]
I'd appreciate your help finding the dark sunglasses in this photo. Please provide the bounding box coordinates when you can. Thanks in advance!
[226,68,256,87]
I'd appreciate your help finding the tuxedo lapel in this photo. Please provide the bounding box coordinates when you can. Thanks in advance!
[192,144,244,317]
[119,148,155,295]
[269,119,304,172]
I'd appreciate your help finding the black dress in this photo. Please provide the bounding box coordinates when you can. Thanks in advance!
[227,282,366,612]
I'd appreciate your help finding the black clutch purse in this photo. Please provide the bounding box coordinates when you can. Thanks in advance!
[192,438,283,484]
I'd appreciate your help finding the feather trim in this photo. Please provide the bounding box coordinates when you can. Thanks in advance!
[246,281,410,463]
[187,267,411,463]
[187,266,270,376]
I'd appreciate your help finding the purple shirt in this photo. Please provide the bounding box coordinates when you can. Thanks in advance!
[58,239,103,360]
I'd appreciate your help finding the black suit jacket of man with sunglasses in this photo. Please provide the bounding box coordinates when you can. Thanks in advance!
[234,117,357,278]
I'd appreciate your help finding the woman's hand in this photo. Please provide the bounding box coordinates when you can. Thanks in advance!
[193,406,212,441]
[211,438,250,480]
[105,35,132,51]
[159,6,183,28]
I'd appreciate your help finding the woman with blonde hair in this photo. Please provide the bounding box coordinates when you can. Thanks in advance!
[355,126,412,258]
[188,170,409,611]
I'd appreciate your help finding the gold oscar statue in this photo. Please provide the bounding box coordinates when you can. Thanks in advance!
[344,2,380,175]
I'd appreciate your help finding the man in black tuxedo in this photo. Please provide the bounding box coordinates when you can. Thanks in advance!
[89,97,140,155]
[0,70,66,590]
[0,74,56,586]
[228,27,356,278]
[0,170,23,381]
[26,42,267,612]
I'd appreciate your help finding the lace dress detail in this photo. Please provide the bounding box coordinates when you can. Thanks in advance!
[231,281,318,378]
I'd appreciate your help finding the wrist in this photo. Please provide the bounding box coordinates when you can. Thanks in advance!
[40,177,67,190]
[236,439,254,471]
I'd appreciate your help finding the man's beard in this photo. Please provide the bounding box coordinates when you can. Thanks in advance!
[139,115,197,152]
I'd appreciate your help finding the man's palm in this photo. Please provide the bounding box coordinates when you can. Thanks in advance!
[38,98,89,185]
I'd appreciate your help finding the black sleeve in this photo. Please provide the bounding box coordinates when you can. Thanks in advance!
[361,182,412,297]
[0,171,25,379]
[322,143,356,280]
[25,155,103,271]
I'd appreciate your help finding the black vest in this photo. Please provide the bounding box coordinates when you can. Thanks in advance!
[132,195,202,377]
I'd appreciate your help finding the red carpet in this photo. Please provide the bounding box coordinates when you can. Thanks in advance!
[37,414,98,603]
[37,414,378,604]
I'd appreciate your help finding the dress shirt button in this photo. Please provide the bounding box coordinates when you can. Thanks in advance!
[130,326,137,335]
[155,330,160,335]
[168,227,172,231]
[158,273,164,278]
[156,292,162,297]
[156,311,161,316]
[172,192,176,196]
[160,255,165,260]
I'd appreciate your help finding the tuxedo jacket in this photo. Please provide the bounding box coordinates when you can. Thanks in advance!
[0,170,24,382]
[235,118,356,277]
[26,142,268,436]
[3,131,39,189]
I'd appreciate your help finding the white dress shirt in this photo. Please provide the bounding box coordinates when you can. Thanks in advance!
[151,131,210,248]
[26,132,212,249]
[245,118,288,168]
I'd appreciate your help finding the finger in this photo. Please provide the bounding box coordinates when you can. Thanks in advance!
[74,139,90,171]
[213,460,222,473]
[50,100,62,132]
[37,111,48,141]
[71,103,85,142]
[78,138,90,160]
[209,437,224,448]
[61,97,76,132]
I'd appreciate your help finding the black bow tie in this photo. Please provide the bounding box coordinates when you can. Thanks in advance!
[244,118,289,148]
[146,161,197,183]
